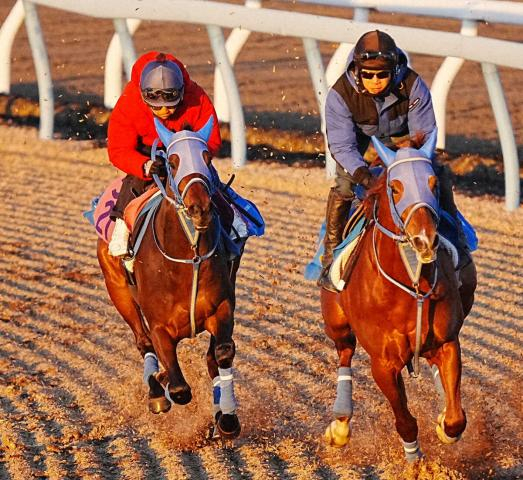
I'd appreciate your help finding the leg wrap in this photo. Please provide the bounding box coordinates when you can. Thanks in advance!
[212,376,221,415]
[402,438,423,462]
[218,367,238,414]
[333,367,353,418]
[142,352,159,385]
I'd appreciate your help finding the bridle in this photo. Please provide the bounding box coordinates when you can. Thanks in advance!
[150,136,220,338]
[371,155,440,377]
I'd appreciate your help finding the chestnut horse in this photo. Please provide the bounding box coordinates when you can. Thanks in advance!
[97,117,241,441]
[322,131,477,460]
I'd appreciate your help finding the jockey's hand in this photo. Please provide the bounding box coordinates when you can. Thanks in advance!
[143,157,167,178]
[352,166,373,188]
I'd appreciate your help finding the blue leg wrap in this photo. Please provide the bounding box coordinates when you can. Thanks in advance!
[212,376,221,415]
[143,352,159,385]
[218,367,238,415]
[333,367,353,418]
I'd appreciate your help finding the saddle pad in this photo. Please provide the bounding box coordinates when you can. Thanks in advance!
[91,177,123,243]
[124,186,161,231]
[330,216,367,290]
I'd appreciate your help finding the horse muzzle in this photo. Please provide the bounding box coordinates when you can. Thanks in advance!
[187,206,213,231]
[409,234,437,264]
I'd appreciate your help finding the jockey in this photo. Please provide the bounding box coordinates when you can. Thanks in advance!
[318,30,469,292]
[107,51,222,257]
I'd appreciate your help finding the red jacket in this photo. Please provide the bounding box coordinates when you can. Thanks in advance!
[108,51,222,179]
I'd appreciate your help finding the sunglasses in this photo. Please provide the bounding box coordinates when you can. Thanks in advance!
[143,88,182,104]
[360,70,391,80]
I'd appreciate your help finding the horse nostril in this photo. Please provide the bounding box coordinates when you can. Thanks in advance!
[411,236,428,251]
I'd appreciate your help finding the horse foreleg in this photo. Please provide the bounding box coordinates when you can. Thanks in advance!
[206,300,240,440]
[150,327,192,405]
[430,340,466,443]
[370,359,422,462]
[97,240,153,357]
[206,335,221,418]
[321,291,356,447]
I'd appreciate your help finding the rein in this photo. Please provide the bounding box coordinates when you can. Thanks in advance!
[371,199,438,378]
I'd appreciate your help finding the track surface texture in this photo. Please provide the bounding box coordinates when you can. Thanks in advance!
[0,1,522,479]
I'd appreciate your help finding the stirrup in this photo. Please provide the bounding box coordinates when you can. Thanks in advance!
[317,266,338,293]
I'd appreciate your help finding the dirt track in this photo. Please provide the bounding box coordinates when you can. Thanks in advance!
[0,124,522,479]
[0,1,522,479]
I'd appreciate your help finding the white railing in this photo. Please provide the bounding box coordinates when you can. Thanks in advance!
[0,0,521,209]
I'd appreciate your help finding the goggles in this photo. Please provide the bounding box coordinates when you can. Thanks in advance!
[356,51,397,62]
[142,88,182,106]
[360,70,391,80]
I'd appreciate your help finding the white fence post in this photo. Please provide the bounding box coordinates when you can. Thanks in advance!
[481,62,520,211]
[323,7,369,177]
[207,25,246,167]
[302,37,333,176]
[431,20,478,150]
[0,0,25,94]
[104,19,140,108]
[21,0,53,139]
[213,0,261,123]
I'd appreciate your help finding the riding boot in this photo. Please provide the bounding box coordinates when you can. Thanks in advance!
[438,166,470,269]
[317,188,352,292]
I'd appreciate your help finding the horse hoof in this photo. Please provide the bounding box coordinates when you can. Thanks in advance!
[217,412,241,440]
[167,384,192,405]
[324,419,350,447]
[148,395,171,414]
[436,413,462,444]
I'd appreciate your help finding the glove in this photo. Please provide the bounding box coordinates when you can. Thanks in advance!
[143,156,167,177]
[352,166,373,188]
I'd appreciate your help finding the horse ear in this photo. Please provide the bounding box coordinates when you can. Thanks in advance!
[154,118,174,149]
[197,116,214,143]
[418,128,438,160]
[371,136,396,167]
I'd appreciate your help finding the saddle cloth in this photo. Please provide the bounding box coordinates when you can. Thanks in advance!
[85,178,264,254]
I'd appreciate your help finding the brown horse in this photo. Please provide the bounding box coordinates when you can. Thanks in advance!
[97,117,241,441]
[322,131,477,461]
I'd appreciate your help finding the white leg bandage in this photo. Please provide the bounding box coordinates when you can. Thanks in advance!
[333,367,353,418]
[143,352,159,385]
[218,367,238,415]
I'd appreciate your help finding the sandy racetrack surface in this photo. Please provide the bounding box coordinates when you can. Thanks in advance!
[0,1,522,479]
[0,125,521,479]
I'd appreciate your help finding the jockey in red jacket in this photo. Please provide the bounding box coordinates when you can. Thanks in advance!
[107,51,222,256]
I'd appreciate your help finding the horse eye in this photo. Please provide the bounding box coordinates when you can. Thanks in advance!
[389,180,401,195]
[168,154,180,169]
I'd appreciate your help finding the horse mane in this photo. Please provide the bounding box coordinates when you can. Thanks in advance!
[362,174,387,219]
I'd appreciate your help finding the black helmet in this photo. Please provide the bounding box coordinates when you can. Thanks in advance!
[140,53,184,107]
[354,30,398,71]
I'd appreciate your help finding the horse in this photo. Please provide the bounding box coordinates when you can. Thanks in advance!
[321,130,477,461]
[97,117,241,442]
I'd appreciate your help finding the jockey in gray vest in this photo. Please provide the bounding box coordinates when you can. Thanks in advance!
[318,30,469,292]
